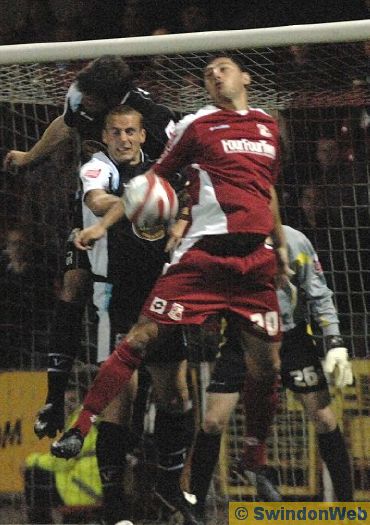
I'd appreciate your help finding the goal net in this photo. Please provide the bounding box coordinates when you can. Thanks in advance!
[0,20,369,523]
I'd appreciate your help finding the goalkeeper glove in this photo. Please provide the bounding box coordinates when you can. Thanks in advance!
[323,336,353,389]
[34,402,65,439]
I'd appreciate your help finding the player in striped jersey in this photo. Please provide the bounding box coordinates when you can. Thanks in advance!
[3,55,176,441]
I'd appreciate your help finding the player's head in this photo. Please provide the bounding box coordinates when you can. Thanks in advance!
[102,105,146,165]
[76,55,133,113]
[203,54,251,108]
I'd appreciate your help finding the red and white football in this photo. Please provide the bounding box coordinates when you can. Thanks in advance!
[122,173,178,228]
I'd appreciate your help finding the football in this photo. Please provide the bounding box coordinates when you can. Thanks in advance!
[122,173,178,228]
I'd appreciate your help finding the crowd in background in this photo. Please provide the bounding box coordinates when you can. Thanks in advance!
[0,0,369,45]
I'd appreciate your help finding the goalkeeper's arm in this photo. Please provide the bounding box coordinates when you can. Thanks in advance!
[3,116,73,169]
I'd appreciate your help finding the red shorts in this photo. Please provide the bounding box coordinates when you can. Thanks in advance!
[142,240,281,342]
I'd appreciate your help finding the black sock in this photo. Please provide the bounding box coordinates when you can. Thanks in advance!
[96,421,130,524]
[46,300,84,405]
[24,467,59,524]
[190,429,221,511]
[154,409,192,495]
[318,426,353,501]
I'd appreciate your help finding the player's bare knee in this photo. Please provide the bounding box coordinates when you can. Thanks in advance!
[308,406,337,433]
[299,391,335,432]
[203,419,225,435]
[203,413,227,434]
[126,319,159,351]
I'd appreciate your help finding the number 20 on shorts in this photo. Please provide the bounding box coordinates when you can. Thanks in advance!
[250,311,279,336]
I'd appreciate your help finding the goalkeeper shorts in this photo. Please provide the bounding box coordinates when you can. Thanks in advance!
[207,323,328,394]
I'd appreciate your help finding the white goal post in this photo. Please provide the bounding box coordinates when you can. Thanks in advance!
[0,20,369,64]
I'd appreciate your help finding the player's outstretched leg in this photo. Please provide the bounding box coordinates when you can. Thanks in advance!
[51,321,157,458]
[34,267,90,439]
[148,360,199,525]
[34,299,86,439]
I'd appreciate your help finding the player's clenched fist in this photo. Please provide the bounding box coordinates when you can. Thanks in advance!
[74,224,106,250]
[3,150,30,170]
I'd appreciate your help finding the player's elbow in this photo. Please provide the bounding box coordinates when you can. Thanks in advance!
[52,115,73,140]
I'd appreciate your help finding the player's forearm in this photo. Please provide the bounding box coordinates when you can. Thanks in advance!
[305,268,341,335]
[87,194,121,217]
[27,116,72,163]
[321,323,341,338]
[311,300,341,337]
[99,200,126,230]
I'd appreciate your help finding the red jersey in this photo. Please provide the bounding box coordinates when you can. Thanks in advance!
[154,105,280,238]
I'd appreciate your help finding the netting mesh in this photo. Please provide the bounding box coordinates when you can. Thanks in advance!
[0,31,369,522]
[0,63,82,106]
[0,42,368,111]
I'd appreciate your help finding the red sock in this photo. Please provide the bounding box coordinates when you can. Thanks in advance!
[242,374,280,470]
[74,339,142,436]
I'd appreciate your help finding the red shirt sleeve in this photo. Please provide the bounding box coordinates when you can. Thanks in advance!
[153,117,198,178]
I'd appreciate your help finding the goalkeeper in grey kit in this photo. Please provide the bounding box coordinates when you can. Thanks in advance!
[276,225,353,500]
[277,225,354,500]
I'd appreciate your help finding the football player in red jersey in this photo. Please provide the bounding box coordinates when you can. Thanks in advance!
[52,55,290,522]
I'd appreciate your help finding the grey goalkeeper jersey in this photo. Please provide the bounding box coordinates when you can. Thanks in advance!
[277,225,340,337]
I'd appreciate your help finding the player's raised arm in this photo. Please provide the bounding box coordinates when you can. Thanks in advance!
[3,116,73,170]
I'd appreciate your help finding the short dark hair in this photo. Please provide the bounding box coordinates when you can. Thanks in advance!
[76,55,133,104]
[104,105,144,129]
[204,52,247,73]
